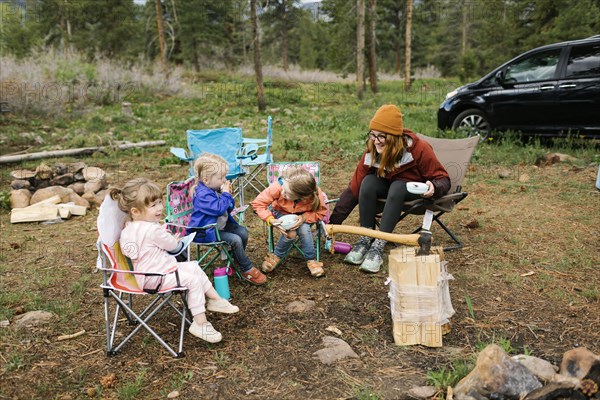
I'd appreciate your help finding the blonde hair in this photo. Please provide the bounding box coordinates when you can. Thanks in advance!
[193,153,229,183]
[366,134,405,177]
[283,168,321,212]
[109,178,163,217]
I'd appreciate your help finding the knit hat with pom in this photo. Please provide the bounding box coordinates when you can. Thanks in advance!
[369,104,403,135]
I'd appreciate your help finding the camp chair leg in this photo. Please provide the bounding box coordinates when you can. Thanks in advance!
[109,292,183,357]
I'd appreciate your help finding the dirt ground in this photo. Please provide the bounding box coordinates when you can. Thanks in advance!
[1,152,599,400]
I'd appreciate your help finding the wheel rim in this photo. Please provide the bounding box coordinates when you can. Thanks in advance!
[458,115,489,137]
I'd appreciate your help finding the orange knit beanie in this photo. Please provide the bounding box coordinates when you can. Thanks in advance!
[369,104,403,135]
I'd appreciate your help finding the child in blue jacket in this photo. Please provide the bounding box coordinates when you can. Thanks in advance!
[189,153,266,285]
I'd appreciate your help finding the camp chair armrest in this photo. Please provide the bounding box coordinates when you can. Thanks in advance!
[97,266,178,275]
[170,147,192,162]
[164,222,219,231]
[433,192,467,203]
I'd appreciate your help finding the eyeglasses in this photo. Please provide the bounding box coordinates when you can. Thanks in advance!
[368,131,388,143]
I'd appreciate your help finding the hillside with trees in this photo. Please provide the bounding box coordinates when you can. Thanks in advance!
[2,0,599,82]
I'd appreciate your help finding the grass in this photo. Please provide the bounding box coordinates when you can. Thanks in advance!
[0,63,599,399]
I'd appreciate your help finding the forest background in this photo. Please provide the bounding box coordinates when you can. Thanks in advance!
[2,0,600,85]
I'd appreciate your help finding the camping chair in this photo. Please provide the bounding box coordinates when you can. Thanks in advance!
[264,161,335,265]
[377,133,479,251]
[96,196,192,357]
[165,177,246,280]
[237,116,275,198]
[170,127,247,211]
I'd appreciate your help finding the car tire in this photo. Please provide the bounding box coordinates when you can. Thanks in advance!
[452,109,490,139]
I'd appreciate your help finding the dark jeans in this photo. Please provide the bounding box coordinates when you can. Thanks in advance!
[218,221,253,272]
[359,175,420,233]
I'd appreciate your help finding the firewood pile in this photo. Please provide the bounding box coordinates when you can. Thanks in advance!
[9,162,107,223]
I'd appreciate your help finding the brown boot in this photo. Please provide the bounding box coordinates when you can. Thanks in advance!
[261,253,281,273]
[306,260,325,277]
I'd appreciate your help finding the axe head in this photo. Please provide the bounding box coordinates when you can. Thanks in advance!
[416,230,432,256]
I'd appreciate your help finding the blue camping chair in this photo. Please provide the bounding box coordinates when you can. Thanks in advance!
[170,127,246,220]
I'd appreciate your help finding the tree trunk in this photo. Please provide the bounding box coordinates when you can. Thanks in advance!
[356,0,365,100]
[404,0,413,90]
[281,1,289,71]
[461,0,468,56]
[368,0,378,94]
[155,0,168,78]
[251,0,266,111]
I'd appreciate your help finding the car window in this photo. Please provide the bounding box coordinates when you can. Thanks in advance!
[504,49,561,83]
[565,43,600,78]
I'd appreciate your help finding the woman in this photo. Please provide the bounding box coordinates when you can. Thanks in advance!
[330,104,450,273]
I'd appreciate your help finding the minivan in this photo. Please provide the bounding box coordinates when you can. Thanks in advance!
[437,35,600,138]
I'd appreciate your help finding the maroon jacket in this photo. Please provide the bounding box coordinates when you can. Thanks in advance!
[330,130,450,224]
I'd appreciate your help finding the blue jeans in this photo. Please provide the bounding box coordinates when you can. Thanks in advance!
[218,221,253,272]
[273,211,316,260]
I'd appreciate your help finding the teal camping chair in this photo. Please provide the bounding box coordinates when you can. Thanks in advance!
[170,128,246,219]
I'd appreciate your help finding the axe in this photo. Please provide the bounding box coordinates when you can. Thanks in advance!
[323,223,432,255]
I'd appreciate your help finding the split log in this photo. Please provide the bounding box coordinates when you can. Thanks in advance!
[11,204,59,223]
[0,141,166,164]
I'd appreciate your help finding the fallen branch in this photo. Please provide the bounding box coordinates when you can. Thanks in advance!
[57,329,86,341]
[0,141,166,164]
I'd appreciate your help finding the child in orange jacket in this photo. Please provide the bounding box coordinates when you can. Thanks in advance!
[250,168,328,277]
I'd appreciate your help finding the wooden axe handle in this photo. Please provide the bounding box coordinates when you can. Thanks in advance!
[324,224,421,247]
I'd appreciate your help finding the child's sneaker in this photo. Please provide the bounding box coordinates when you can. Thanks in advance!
[241,267,267,285]
[306,260,325,277]
[189,321,222,343]
[207,298,239,314]
[261,253,281,273]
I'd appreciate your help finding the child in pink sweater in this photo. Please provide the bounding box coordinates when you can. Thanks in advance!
[110,178,239,343]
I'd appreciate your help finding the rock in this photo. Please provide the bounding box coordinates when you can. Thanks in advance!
[68,192,90,208]
[167,390,180,398]
[10,179,31,190]
[513,354,558,382]
[84,178,106,193]
[284,108,293,115]
[559,347,600,380]
[74,171,84,181]
[82,192,103,208]
[286,298,316,313]
[82,166,106,182]
[30,186,73,204]
[453,344,542,399]
[50,173,75,187]
[313,336,359,365]
[68,182,86,195]
[67,162,87,174]
[10,189,31,208]
[523,381,585,400]
[54,162,68,176]
[12,310,55,328]
[10,169,36,180]
[408,386,437,399]
[32,178,51,190]
[96,189,108,202]
[35,163,54,180]
[498,169,512,179]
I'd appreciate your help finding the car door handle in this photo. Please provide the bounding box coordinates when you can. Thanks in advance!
[559,83,576,88]
[540,85,555,90]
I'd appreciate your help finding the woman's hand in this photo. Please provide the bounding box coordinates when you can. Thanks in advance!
[422,181,435,198]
